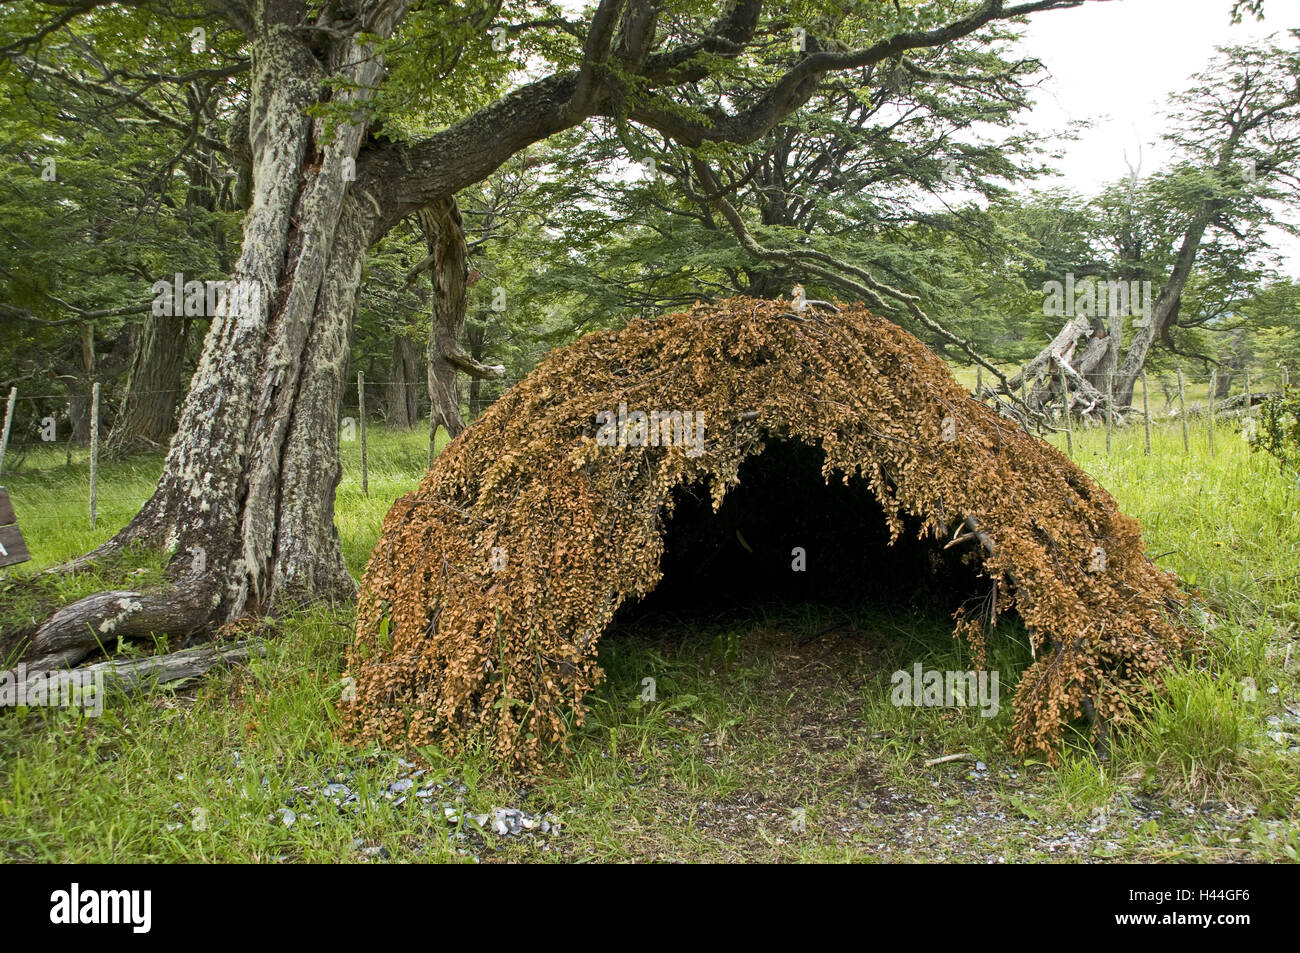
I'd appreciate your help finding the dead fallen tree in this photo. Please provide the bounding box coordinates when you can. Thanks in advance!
[12,640,263,702]
[999,316,1121,425]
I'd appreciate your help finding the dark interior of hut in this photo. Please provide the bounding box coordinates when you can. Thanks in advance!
[612,438,992,626]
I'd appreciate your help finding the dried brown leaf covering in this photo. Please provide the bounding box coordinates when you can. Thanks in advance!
[343,297,1190,770]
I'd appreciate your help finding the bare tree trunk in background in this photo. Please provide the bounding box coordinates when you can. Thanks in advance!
[1078,314,1116,394]
[386,334,422,428]
[419,199,504,459]
[67,393,91,446]
[420,199,469,446]
[108,130,231,459]
[104,315,192,457]
[68,321,96,445]
[465,315,487,418]
[1005,316,1115,421]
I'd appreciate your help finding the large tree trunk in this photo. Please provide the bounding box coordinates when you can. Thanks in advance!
[25,0,406,670]
[104,313,191,458]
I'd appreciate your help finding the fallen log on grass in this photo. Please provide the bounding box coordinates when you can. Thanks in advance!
[12,640,264,703]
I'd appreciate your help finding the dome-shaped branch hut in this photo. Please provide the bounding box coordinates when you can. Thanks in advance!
[344,297,1190,769]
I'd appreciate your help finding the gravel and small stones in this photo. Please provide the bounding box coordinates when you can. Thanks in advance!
[1262,706,1300,750]
[488,807,559,836]
[161,752,565,859]
[353,841,390,860]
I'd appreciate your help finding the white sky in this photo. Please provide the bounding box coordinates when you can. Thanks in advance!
[1013,0,1298,274]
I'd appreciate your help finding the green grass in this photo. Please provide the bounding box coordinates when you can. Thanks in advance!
[1038,418,1300,827]
[0,415,1296,862]
[0,425,448,578]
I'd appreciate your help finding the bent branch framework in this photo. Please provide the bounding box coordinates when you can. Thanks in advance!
[345,297,1193,770]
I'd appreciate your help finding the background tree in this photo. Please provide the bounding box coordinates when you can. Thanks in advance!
[1001,38,1300,418]
[1105,40,1296,410]
[501,15,1068,377]
[0,3,247,457]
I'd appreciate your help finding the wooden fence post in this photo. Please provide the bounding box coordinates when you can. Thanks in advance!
[0,386,15,479]
[357,371,369,498]
[1177,369,1189,455]
[89,381,100,528]
[1141,369,1151,457]
[1105,372,1114,455]
[1058,363,1073,459]
[1207,369,1216,458]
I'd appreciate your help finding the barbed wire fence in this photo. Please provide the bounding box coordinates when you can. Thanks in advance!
[0,362,1293,532]
[0,374,529,528]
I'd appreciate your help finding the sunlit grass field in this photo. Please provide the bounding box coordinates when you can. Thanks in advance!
[0,412,1296,862]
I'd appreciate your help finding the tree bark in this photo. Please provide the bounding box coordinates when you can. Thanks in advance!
[67,391,91,447]
[1009,315,1120,420]
[68,321,97,445]
[1007,316,1092,395]
[465,316,488,418]
[420,199,471,444]
[418,199,506,455]
[19,639,263,689]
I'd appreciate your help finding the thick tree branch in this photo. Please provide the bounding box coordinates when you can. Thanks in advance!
[563,0,624,122]
[628,0,1089,146]
[367,0,1095,228]
[443,345,505,379]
